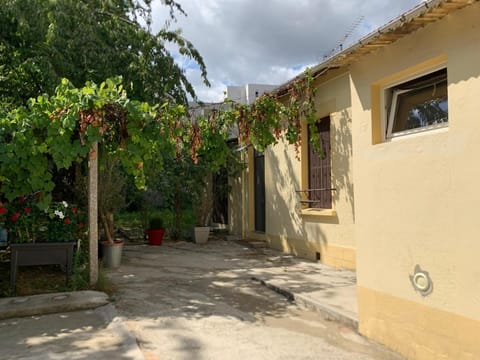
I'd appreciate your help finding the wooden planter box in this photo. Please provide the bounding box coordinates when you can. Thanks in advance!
[10,242,76,292]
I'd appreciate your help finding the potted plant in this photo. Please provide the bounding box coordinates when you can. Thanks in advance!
[98,155,127,268]
[3,194,41,243]
[193,172,213,244]
[0,194,80,291]
[46,201,81,243]
[145,216,165,246]
[0,193,80,244]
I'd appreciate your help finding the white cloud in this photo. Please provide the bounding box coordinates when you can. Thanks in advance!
[152,0,423,102]
[185,68,226,103]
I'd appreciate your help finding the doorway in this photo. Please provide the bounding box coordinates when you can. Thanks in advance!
[212,168,228,225]
[254,150,266,232]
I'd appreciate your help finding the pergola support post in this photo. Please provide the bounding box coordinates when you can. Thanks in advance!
[88,142,99,285]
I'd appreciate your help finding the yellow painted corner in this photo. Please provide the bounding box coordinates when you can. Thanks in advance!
[320,243,356,270]
[267,234,356,269]
[358,286,480,360]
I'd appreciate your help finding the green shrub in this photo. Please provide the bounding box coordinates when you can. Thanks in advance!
[149,217,164,229]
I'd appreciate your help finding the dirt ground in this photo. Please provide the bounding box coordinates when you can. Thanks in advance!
[107,240,403,360]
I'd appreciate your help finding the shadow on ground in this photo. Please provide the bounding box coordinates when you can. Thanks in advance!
[0,304,140,360]
[103,239,400,360]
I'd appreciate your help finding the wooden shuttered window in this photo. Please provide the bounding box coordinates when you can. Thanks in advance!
[308,116,332,209]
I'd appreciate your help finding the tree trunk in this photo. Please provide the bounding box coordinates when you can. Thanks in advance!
[172,183,182,240]
[107,211,114,241]
[100,209,114,244]
[196,172,213,226]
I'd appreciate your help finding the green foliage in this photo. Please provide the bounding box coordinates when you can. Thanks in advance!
[0,0,318,240]
[149,216,164,229]
[0,77,180,202]
[142,71,318,231]
[0,0,321,290]
[97,155,129,242]
[0,0,208,107]
[70,238,90,291]
[219,69,318,156]
[0,194,42,243]
[147,150,198,239]
[0,0,318,216]
[0,194,84,243]
[46,201,82,242]
[116,210,144,228]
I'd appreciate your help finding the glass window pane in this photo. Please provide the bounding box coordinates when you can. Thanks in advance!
[393,81,448,133]
[387,68,448,138]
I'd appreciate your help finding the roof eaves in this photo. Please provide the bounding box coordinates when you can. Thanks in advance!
[273,0,477,97]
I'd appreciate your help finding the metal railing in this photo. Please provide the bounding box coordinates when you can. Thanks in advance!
[295,188,336,204]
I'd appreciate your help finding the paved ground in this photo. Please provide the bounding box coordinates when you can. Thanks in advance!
[0,299,143,360]
[0,239,403,359]
[106,240,403,360]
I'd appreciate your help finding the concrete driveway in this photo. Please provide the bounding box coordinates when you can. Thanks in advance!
[107,240,402,360]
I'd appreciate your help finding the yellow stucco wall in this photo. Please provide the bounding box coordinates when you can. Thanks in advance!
[358,286,480,360]
[264,71,356,268]
[351,3,480,358]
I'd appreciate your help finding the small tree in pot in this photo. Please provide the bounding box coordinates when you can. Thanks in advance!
[98,157,126,241]
[145,216,165,246]
[97,155,128,267]
[192,170,213,244]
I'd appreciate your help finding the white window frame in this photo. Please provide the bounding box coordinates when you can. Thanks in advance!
[384,67,448,140]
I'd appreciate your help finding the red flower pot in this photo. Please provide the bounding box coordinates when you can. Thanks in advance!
[146,228,165,246]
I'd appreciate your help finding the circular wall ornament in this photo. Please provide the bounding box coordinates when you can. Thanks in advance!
[409,265,433,296]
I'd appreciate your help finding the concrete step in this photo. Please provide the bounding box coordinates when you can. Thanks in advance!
[238,239,268,249]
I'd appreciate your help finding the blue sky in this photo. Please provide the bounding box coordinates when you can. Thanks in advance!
[152,0,424,102]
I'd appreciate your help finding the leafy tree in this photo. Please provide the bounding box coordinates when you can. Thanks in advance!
[0,77,181,242]
[0,0,208,106]
[0,0,212,244]
[0,0,320,247]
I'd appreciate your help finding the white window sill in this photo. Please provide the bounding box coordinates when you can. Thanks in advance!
[387,123,448,141]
